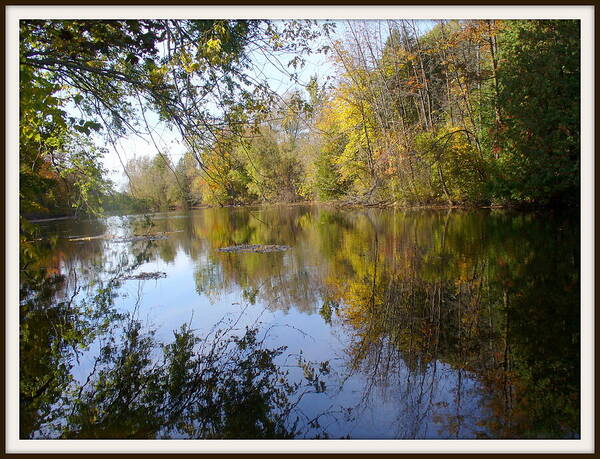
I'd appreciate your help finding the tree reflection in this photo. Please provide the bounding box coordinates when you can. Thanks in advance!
[107,207,579,438]
[20,219,127,438]
[21,207,580,439]
[21,221,334,438]
[322,209,580,438]
[60,321,300,439]
[24,308,335,439]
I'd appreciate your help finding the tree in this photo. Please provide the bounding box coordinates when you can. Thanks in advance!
[174,152,203,208]
[495,20,580,205]
[19,19,329,216]
[19,20,169,217]
[125,154,179,211]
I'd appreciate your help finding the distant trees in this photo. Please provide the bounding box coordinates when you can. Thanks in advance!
[178,19,579,208]
[192,89,315,205]
[125,152,203,211]
[19,19,329,217]
[19,19,580,214]
[174,152,204,208]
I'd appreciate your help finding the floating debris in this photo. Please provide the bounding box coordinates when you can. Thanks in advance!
[29,216,76,223]
[67,234,106,242]
[67,231,180,243]
[112,235,169,242]
[218,244,290,253]
[124,271,167,281]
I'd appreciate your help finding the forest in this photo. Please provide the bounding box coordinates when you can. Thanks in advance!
[19,19,580,220]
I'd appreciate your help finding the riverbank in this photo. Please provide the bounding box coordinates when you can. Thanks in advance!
[187,199,577,212]
[24,198,577,224]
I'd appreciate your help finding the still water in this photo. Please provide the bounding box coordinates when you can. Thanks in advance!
[20,205,580,439]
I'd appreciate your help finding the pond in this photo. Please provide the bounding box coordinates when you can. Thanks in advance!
[20,205,580,439]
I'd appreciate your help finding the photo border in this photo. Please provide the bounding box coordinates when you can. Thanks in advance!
[4,3,595,455]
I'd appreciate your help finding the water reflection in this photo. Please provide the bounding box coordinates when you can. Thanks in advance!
[22,206,580,438]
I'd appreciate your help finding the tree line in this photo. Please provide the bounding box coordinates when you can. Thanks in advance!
[19,19,579,218]
[121,19,580,211]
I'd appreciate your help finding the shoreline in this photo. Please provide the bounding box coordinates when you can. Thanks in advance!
[185,200,576,212]
[25,200,578,223]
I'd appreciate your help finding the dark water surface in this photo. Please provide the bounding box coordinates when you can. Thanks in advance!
[20,205,580,439]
